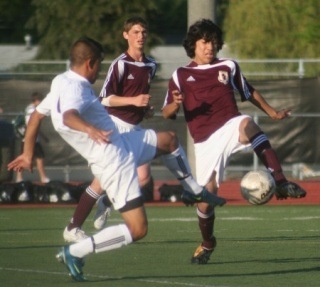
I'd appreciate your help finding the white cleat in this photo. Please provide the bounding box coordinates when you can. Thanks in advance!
[63,227,88,243]
[93,195,112,230]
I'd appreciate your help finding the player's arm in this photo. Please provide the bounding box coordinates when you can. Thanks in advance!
[63,109,112,144]
[7,110,45,172]
[162,90,184,119]
[100,93,151,108]
[249,90,291,120]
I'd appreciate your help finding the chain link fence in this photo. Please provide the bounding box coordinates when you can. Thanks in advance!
[1,59,320,183]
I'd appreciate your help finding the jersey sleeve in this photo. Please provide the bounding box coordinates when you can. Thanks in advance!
[232,61,255,102]
[99,60,122,98]
[162,71,180,119]
[36,93,52,116]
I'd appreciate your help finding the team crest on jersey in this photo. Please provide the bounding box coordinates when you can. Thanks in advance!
[218,71,229,84]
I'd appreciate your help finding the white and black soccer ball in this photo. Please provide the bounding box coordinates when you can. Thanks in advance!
[240,170,275,205]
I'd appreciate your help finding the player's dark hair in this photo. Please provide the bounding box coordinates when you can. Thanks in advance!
[70,37,104,68]
[31,92,44,103]
[124,16,148,32]
[183,19,224,58]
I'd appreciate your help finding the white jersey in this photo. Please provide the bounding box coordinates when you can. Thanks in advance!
[37,70,157,210]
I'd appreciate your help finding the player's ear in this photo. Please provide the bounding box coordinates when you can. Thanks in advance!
[123,31,129,40]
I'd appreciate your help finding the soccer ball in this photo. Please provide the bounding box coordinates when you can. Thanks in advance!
[240,170,275,205]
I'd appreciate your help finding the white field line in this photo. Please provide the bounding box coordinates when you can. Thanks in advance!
[106,215,320,222]
[0,267,228,287]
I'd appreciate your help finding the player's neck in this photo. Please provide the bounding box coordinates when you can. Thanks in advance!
[127,48,144,62]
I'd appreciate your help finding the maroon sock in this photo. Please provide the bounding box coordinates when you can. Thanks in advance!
[261,149,287,185]
[67,186,100,230]
[250,132,287,185]
[197,209,215,249]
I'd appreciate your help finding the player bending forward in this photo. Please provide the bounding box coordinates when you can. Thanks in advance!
[162,19,306,265]
[8,37,226,281]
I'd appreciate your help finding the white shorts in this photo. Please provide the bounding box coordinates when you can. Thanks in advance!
[58,127,157,210]
[195,115,251,187]
[110,115,142,133]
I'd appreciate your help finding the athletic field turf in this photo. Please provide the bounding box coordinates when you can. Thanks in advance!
[0,203,319,287]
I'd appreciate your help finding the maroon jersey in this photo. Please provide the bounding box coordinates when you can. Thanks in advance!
[163,58,255,143]
[100,52,157,125]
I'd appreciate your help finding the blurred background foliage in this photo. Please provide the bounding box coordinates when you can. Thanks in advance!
[223,0,320,58]
[0,0,319,59]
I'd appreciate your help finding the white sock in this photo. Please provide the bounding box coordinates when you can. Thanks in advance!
[85,186,100,199]
[69,224,132,258]
[162,145,202,194]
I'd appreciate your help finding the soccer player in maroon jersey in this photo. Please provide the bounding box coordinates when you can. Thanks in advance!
[99,16,156,200]
[162,19,306,264]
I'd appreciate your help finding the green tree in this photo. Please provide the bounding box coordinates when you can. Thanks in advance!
[0,0,35,43]
[26,0,167,59]
[223,0,320,58]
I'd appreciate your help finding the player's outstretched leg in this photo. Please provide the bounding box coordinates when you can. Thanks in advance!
[275,181,306,200]
[159,135,227,206]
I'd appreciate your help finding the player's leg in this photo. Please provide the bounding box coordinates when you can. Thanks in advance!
[16,170,23,182]
[64,178,107,242]
[35,158,49,183]
[34,143,49,183]
[57,197,146,281]
[191,173,218,264]
[137,163,154,202]
[191,117,250,265]
[239,117,306,199]
[155,131,226,207]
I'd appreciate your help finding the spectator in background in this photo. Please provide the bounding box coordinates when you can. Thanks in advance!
[16,92,50,183]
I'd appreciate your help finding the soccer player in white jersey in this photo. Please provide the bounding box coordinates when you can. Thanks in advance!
[62,17,156,243]
[162,19,306,265]
[8,37,226,281]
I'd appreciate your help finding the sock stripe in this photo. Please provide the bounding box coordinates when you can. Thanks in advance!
[86,186,100,200]
[251,134,268,149]
[91,236,96,252]
[95,235,125,250]
[176,155,189,175]
[197,208,215,219]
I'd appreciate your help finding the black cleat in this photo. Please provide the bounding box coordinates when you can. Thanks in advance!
[181,188,226,207]
[275,181,307,200]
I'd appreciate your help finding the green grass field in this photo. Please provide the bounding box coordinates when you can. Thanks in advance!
[0,205,319,287]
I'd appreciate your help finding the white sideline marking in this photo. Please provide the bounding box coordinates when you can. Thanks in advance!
[110,217,263,222]
[283,216,320,220]
[0,267,227,287]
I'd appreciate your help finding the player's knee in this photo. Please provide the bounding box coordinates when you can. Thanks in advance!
[167,131,179,151]
[129,223,148,241]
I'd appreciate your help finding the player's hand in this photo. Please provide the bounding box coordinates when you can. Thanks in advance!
[172,90,184,106]
[7,155,33,173]
[144,105,154,119]
[135,94,151,107]
[272,108,291,120]
[88,127,113,144]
